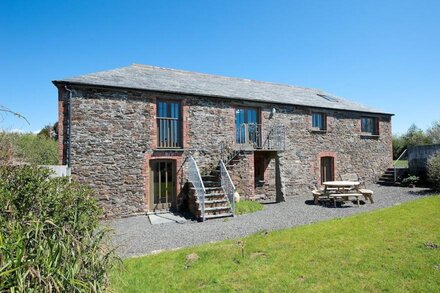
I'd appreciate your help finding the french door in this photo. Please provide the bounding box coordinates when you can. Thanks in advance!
[235,107,260,146]
[150,160,176,211]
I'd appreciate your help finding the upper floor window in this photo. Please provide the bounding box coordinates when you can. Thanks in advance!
[312,112,326,131]
[361,117,379,135]
[157,100,182,148]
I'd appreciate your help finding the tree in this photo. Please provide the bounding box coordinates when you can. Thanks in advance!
[403,124,432,146]
[392,135,406,159]
[0,105,29,125]
[37,122,58,140]
[426,120,440,144]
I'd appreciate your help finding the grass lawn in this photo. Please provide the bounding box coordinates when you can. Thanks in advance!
[235,200,264,215]
[394,159,408,168]
[111,196,440,292]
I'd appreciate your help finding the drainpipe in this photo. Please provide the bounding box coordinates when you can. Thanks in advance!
[64,85,73,168]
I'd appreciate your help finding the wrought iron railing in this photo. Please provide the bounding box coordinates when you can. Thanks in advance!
[157,117,182,148]
[220,160,235,216]
[236,123,285,150]
[187,156,206,221]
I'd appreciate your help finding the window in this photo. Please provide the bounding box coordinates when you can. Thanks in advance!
[361,117,379,135]
[157,100,182,148]
[312,112,326,130]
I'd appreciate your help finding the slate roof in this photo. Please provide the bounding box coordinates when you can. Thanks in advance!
[53,64,392,115]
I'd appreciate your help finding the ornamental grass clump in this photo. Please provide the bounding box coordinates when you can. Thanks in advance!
[0,166,117,292]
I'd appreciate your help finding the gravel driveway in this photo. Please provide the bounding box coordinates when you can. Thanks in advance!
[107,185,434,258]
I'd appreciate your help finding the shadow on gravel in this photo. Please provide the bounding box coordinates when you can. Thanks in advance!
[304,199,367,208]
[407,189,436,196]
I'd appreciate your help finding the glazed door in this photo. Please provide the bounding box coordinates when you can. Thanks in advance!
[235,107,260,145]
[321,157,334,184]
[150,160,176,211]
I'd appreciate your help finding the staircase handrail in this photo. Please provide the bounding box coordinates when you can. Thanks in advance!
[219,160,236,216]
[393,149,407,182]
[187,156,206,221]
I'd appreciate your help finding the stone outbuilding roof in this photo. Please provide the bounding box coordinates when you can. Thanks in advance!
[53,64,392,115]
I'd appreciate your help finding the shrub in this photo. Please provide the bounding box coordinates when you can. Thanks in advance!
[427,153,440,190]
[0,132,58,165]
[0,166,117,292]
[401,174,420,187]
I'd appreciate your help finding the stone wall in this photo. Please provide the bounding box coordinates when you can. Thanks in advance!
[60,85,393,217]
[67,87,152,217]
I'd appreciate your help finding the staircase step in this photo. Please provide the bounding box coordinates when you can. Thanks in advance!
[205,199,228,204]
[204,213,233,220]
[201,175,218,181]
[205,206,231,212]
[205,192,226,198]
[205,187,223,191]
[202,181,221,187]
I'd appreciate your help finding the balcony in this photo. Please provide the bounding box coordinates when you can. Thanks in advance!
[157,117,182,149]
[235,123,285,151]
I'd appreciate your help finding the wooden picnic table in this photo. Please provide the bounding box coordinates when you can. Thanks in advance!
[322,181,362,207]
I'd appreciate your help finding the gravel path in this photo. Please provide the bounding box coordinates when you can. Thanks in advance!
[107,185,435,258]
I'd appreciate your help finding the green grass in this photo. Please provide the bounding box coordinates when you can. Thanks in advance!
[234,200,264,215]
[111,196,440,292]
[394,159,408,168]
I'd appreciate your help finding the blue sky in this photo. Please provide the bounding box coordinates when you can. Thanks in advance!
[0,0,439,135]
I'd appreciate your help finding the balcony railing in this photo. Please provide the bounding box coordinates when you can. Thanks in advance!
[236,123,285,150]
[157,117,182,148]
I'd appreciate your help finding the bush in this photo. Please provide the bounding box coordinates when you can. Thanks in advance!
[13,132,58,165]
[401,174,420,187]
[0,132,58,165]
[0,166,117,292]
[427,153,440,190]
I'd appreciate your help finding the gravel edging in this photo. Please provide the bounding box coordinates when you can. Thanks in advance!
[106,185,435,258]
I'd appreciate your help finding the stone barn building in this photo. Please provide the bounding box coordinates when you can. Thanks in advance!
[53,64,393,219]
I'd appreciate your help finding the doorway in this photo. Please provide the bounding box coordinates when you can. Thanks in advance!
[235,107,260,146]
[150,160,176,211]
[321,157,334,183]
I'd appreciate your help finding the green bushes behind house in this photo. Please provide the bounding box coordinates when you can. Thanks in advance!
[0,132,58,165]
[0,166,116,292]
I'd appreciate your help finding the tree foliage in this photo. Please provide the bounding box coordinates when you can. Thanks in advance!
[426,120,440,144]
[392,123,436,159]
[1,132,58,165]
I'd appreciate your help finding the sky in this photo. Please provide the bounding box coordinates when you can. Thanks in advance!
[0,0,439,135]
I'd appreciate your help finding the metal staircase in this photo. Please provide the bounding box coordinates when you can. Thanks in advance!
[187,156,235,221]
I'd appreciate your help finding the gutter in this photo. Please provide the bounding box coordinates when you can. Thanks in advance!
[64,86,73,167]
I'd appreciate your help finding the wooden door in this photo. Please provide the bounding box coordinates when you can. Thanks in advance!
[321,157,334,184]
[150,160,176,211]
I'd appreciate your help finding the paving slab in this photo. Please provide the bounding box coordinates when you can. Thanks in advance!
[148,213,187,225]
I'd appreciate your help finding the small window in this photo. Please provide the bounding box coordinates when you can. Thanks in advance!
[312,112,326,130]
[361,117,379,135]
